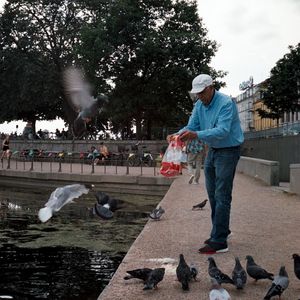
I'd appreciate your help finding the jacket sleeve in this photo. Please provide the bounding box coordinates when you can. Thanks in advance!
[197,100,233,142]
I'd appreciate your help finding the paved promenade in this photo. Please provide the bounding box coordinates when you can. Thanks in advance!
[99,172,300,300]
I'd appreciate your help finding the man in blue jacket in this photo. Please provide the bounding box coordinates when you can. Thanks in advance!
[171,74,244,254]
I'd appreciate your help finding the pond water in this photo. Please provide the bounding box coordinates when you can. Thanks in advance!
[0,187,162,300]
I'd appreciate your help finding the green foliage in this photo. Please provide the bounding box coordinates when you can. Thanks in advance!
[0,0,88,127]
[258,43,300,121]
[0,0,225,139]
[78,0,225,139]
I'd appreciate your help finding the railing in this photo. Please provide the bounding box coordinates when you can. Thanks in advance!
[244,121,300,139]
[0,156,160,177]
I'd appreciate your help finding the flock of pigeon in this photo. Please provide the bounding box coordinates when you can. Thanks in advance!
[124,200,300,299]
[36,184,300,299]
[123,253,300,299]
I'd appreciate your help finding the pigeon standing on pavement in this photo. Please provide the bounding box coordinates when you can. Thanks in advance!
[209,278,231,300]
[292,253,300,280]
[192,199,208,210]
[232,256,247,289]
[176,254,192,290]
[38,184,94,222]
[264,266,289,300]
[63,66,108,139]
[149,206,165,220]
[143,268,165,290]
[208,257,234,285]
[190,262,199,281]
[245,255,274,282]
[124,268,153,282]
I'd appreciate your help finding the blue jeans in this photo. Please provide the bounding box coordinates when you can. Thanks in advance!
[204,146,240,243]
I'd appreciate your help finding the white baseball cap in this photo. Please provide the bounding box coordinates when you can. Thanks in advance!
[190,74,213,94]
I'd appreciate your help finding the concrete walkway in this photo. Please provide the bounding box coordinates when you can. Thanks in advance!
[99,172,300,300]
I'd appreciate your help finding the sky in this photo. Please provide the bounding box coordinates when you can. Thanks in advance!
[0,0,300,134]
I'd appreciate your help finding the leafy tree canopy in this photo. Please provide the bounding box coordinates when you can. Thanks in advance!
[258,43,300,121]
[0,0,90,128]
[78,0,226,139]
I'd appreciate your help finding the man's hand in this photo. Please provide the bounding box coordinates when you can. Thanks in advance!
[166,134,176,143]
[178,130,197,142]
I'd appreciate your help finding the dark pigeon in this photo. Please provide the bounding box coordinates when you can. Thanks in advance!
[208,257,234,285]
[245,255,274,282]
[190,263,199,281]
[95,191,123,212]
[95,191,110,205]
[192,199,208,210]
[143,268,165,290]
[264,266,289,299]
[124,268,153,282]
[292,253,300,280]
[63,67,108,139]
[94,203,113,220]
[176,254,192,290]
[149,206,165,220]
[232,256,247,289]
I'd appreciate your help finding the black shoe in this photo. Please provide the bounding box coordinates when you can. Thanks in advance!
[198,241,228,254]
[204,230,232,244]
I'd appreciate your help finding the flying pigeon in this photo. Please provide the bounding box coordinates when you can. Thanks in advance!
[232,257,247,289]
[143,268,165,290]
[149,206,165,220]
[264,266,289,300]
[245,255,274,282]
[124,268,153,282]
[209,278,231,300]
[176,254,192,291]
[208,257,234,285]
[292,253,300,280]
[63,66,108,139]
[192,199,208,210]
[38,184,94,222]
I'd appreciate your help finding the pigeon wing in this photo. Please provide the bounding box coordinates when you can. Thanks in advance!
[63,67,93,112]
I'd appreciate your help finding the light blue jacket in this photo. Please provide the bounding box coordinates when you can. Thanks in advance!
[180,91,244,148]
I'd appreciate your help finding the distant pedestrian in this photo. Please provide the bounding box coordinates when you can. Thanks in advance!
[168,74,244,254]
[186,138,204,185]
[1,135,10,162]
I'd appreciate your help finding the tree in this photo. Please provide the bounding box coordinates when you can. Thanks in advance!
[257,43,300,123]
[79,0,226,139]
[0,0,90,130]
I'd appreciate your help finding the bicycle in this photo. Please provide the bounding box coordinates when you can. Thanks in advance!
[127,142,154,167]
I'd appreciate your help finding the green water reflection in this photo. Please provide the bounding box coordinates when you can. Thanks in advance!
[0,187,162,299]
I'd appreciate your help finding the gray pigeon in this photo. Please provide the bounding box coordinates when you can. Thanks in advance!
[149,206,165,220]
[94,203,113,220]
[232,256,247,289]
[264,266,289,299]
[192,199,208,210]
[176,254,192,290]
[38,184,94,222]
[143,268,165,290]
[124,268,153,282]
[209,278,231,300]
[292,253,300,280]
[63,67,108,138]
[208,257,234,285]
[245,255,274,282]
